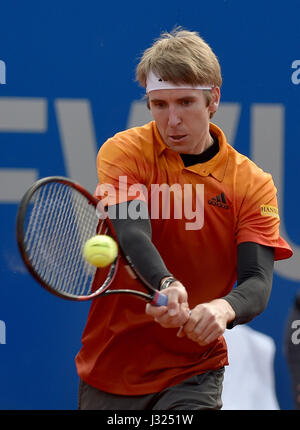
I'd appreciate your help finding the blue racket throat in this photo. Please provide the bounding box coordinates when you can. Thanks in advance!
[152,291,168,306]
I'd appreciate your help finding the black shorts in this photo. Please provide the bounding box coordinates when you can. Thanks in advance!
[78,367,224,410]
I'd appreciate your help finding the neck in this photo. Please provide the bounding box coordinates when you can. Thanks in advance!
[192,133,214,155]
[204,134,215,151]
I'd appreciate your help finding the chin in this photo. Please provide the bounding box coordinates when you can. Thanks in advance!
[166,138,191,151]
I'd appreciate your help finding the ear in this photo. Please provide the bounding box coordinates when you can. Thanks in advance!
[208,87,221,115]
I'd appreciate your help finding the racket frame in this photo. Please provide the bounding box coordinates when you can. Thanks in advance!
[16,176,167,305]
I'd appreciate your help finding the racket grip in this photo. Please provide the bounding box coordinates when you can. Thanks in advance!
[152,291,168,306]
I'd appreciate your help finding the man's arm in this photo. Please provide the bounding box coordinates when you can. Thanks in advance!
[108,201,171,289]
[108,200,190,325]
[223,241,274,327]
[109,200,274,337]
[178,242,274,345]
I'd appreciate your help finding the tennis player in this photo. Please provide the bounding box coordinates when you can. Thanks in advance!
[76,28,293,410]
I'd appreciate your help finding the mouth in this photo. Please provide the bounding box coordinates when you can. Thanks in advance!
[168,134,187,143]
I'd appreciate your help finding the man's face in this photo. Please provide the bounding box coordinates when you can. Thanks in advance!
[148,87,220,154]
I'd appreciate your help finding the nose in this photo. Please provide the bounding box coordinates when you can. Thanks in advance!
[168,106,181,127]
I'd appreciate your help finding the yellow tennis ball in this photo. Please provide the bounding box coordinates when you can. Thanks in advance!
[83,235,118,268]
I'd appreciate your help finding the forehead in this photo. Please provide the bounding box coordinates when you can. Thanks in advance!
[148,88,205,101]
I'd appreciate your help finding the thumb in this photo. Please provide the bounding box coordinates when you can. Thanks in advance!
[176,307,191,337]
[176,326,186,337]
[167,300,179,316]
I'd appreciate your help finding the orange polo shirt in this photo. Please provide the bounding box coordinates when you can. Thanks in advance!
[75,121,292,395]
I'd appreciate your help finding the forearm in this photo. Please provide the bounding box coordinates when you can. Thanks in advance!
[108,201,172,289]
[223,242,274,328]
[223,275,272,327]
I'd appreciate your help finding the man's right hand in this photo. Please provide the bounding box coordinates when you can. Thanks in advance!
[146,281,190,328]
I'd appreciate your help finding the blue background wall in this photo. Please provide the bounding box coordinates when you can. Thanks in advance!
[0,0,299,409]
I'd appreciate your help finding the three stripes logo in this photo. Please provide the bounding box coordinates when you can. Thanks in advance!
[208,192,229,209]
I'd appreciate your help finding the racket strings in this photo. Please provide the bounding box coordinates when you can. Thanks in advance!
[24,182,100,297]
[41,184,73,289]
[30,185,73,290]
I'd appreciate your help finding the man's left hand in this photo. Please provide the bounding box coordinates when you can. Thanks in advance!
[177,298,235,345]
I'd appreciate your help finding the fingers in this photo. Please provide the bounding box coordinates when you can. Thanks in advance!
[146,302,190,328]
[145,304,168,318]
[146,293,232,344]
[176,310,191,338]
[181,303,228,345]
[145,284,189,328]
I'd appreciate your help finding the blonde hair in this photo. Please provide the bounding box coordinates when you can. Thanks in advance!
[136,27,222,91]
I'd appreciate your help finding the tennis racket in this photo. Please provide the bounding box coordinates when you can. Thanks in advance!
[16,176,168,306]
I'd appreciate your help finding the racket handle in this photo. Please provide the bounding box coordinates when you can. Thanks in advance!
[151,291,168,306]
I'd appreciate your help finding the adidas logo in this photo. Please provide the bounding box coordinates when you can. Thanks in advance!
[208,192,229,209]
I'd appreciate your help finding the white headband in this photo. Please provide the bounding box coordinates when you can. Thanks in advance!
[146,70,213,93]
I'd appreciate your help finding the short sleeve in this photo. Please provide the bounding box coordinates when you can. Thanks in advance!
[236,170,293,261]
[95,135,148,206]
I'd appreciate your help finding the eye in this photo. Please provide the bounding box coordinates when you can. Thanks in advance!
[181,99,192,106]
[153,101,166,108]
